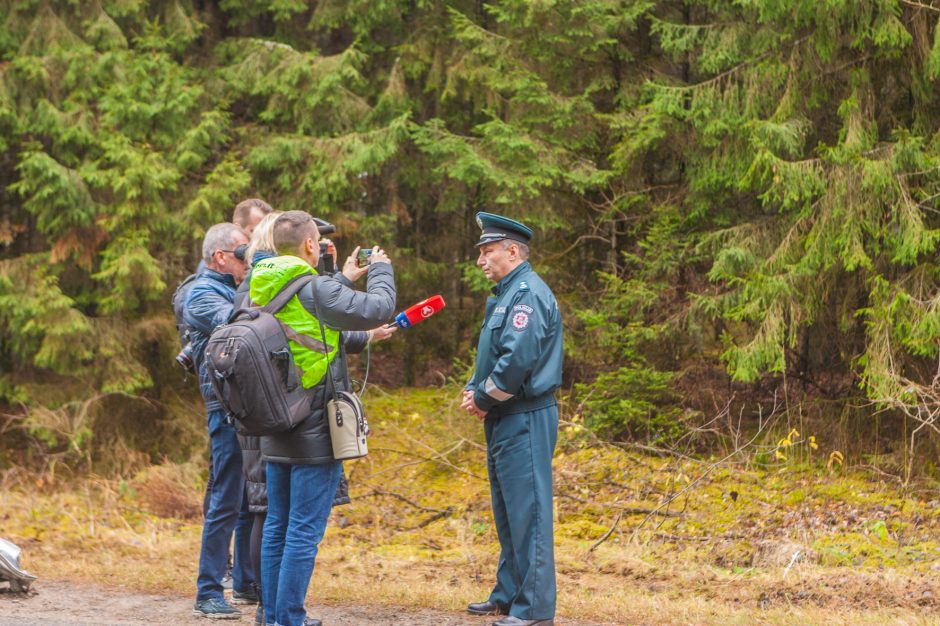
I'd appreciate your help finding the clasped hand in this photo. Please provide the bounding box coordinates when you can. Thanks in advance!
[461,389,486,420]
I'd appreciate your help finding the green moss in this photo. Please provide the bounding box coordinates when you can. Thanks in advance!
[557,519,611,540]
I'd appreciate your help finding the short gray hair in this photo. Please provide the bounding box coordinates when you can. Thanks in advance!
[203,223,245,265]
[501,239,529,260]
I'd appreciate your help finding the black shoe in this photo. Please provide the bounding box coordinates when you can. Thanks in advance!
[232,586,260,605]
[192,597,241,619]
[492,618,554,626]
[468,601,509,616]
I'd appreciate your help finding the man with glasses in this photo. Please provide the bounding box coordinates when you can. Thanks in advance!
[185,223,255,619]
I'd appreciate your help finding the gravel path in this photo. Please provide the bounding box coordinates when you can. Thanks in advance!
[0,580,610,626]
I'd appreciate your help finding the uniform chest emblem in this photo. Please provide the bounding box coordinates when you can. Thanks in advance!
[511,311,530,330]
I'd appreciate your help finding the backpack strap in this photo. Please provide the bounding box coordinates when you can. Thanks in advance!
[261,274,316,314]
[261,274,334,354]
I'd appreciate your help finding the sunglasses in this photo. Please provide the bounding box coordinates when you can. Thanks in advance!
[218,244,249,261]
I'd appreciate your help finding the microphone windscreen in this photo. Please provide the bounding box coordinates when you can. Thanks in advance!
[395,295,446,329]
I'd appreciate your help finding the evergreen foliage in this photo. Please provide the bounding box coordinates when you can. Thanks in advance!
[4,1,940,464]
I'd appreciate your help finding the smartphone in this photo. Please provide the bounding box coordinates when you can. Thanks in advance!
[357,248,373,267]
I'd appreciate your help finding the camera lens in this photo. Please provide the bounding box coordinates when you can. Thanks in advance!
[175,343,195,374]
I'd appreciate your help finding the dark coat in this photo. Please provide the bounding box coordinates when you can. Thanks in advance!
[258,261,395,465]
[233,255,382,508]
[183,268,237,413]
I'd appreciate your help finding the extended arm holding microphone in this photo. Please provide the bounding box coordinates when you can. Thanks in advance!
[387,295,446,329]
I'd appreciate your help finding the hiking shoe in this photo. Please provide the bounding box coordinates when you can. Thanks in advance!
[232,586,260,605]
[254,604,264,626]
[193,597,241,619]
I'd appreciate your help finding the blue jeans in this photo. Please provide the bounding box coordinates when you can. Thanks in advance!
[196,410,255,600]
[261,461,341,626]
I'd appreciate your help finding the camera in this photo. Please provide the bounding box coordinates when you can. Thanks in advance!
[357,248,373,267]
[318,240,336,275]
[175,341,195,375]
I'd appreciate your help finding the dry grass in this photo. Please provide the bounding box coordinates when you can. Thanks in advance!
[4,386,940,625]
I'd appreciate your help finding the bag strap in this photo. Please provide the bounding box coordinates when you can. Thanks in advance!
[309,282,340,401]
[260,274,316,315]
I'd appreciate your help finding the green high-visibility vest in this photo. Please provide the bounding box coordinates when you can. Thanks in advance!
[249,255,340,388]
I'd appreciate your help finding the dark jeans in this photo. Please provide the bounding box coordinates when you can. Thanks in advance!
[261,461,341,626]
[250,511,265,593]
[196,410,255,600]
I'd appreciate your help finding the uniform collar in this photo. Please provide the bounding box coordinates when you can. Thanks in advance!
[492,261,530,296]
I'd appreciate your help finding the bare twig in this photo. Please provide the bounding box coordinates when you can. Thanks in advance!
[629,392,783,543]
[588,511,623,552]
[901,0,940,13]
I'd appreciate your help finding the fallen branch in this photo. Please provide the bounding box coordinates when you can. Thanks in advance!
[362,487,453,515]
[556,492,680,517]
[369,443,487,481]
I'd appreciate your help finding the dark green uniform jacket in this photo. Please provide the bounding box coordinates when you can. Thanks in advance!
[469,261,563,414]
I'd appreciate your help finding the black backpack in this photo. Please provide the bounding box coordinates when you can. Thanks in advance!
[205,274,327,436]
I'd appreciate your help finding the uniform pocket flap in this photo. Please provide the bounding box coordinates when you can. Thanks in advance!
[486,314,505,329]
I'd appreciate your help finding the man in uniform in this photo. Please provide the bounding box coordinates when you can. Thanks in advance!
[460,212,563,626]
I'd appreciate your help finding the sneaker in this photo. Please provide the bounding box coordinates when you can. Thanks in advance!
[232,586,260,605]
[221,573,233,590]
[303,619,322,626]
[254,604,264,626]
[193,597,241,619]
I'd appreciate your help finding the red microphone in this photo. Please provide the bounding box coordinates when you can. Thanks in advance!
[388,295,446,329]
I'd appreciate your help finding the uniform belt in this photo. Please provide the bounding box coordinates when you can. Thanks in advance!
[489,393,556,418]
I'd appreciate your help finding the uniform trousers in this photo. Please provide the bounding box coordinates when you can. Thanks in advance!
[484,404,558,620]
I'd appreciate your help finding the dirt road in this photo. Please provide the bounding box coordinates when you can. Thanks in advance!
[0,581,611,626]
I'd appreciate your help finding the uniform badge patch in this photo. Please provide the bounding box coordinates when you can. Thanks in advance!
[511,311,530,331]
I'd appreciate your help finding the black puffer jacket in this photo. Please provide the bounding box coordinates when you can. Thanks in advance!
[260,262,395,464]
[233,261,373,509]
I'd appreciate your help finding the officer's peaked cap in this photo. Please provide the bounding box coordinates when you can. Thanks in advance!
[475,212,533,247]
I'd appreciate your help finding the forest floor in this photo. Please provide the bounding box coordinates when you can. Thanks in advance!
[3,387,940,625]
